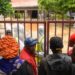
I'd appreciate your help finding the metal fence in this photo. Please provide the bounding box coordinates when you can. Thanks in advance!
[0,13,75,56]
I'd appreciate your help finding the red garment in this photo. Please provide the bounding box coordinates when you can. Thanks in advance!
[20,48,37,75]
[67,49,72,56]
[67,49,75,62]
[69,33,75,42]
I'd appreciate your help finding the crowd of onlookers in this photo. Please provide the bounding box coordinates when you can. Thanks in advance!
[0,30,75,75]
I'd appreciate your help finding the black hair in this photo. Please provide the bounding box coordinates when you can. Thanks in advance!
[50,36,63,53]
[5,30,12,35]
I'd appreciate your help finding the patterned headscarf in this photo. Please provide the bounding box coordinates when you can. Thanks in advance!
[0,35,19,59]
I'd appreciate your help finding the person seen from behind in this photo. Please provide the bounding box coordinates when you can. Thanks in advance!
[20,37,38,75]
[0,30,23,75]
[38,36,72,75]
[67,33,75,63]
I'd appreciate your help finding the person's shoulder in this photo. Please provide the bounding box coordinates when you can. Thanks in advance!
[41,55,51,63]
[62,53,71,59]
[42,54,72,63]
[61,53,72,63]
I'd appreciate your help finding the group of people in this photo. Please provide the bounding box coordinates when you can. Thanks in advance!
[0,30,75,75]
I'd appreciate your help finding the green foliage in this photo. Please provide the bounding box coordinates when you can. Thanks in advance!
[68,0,75,11]
[0,0,14,16]
[38,0,75,14]
[15,13,23,18]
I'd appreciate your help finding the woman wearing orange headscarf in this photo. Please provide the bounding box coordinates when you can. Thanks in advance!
[0,30,23,75]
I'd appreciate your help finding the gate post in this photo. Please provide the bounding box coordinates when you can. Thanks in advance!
[44,20,49,56]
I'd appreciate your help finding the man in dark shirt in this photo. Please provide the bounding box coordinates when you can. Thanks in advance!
[39,36,72,75]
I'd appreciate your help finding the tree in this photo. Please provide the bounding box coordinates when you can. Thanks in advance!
[0,0,14,16]
[38,0,75,15]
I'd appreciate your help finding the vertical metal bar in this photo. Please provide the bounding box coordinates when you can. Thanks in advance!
[37,10,39,40]
[37,22,39,41]
[30,22,32,37]
[4,16,6,35]
[46,21,49,55]
[67,12,72,51]
[61,16,64,53]
[30,10,32,37]
[17,18,19,43]
[24,10,26,39]
[44,22,46,56]
[36,10,40,63]
[10,16,13,36]
[61,15,64,40]
[17,17,20,54]
[68,20,71,51]
[55,14,57,36]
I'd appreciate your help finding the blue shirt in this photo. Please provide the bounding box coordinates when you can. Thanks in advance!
[0,56,23,75]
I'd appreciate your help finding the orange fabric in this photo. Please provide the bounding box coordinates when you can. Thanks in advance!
[0,35,19,59]
[20,48,37,75]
